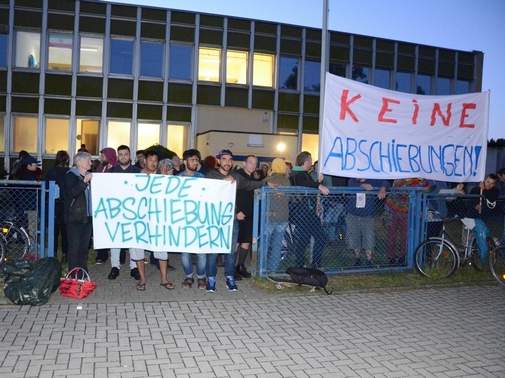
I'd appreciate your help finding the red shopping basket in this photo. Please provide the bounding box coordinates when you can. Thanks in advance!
[59,268,97,299]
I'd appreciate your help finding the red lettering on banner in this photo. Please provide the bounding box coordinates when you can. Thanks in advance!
[459,103,477,128]
[430,103,452,126]
[378,97,400,123]
[411,99,419,125]
[339,89,362,122]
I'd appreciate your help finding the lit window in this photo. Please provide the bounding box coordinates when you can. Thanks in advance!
[226,50,247,85]
[166,124,188,157]
[352,66,369,83]
[374,68,390,89]
[80,36,103,73]
[395,71,412,93]
[141,41,163,78]
[437,77,451,95]
[0,115,4,152]
[76,119,100,155]
[198,47,221,82]
[301,133,319,162]
[13,116,38,153]
[416,74,431,95]
[279,56,298,90]
[45,118,69,154]
[15,31,40,68]
[137,123,160,150]
[169,44,193,80]
[107,120,130,149]
[110,39,133,75]
[0,34,7,67]
[253,53,274,87]
[48,33,72,71]
[304,59,320,92]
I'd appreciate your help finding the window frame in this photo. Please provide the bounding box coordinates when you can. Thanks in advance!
[11,113,39,155]
[106,118,132,150]
[166,122,190,158]
[252,52,275,88]
[168,42,194,83]
[76,117,101,156]
[13,29,42,70]
[137,120,161,150]
[78,33,104,75]
[225,49,248,86]
[303,58,321,94]
[139,39,165,79]
[0,34,8,68]
[278,55,300,92]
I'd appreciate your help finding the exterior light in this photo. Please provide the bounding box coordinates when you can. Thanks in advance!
[276,142,286,153]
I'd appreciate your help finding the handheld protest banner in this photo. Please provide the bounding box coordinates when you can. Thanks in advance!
[91,173,236,253]
[320,73,489,182]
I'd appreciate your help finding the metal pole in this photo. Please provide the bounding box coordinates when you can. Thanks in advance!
[317,0,329,172]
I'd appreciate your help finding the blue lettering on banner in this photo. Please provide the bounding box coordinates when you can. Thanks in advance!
[323,136,482,179]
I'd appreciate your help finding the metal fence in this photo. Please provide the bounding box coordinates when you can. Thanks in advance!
[253,187,424,277]
[0,180,57,259]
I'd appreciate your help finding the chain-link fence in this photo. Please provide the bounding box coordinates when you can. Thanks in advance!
[0,180,57,260]
[253,187,424,277]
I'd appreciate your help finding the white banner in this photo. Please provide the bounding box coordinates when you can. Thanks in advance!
[320,73,489,182]
[91,173,236,253]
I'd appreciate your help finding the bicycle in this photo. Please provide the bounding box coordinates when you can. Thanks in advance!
[415,216,482,279]
[0,220,32,263]
[489,240,505,287]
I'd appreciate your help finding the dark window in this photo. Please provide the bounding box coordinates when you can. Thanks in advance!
[304,60,320,92]
[277,114,298,131]
[279,56,298,91]
[45,74,72,96]
[225,86,248,108]
[197,85,220,106]
[252,89,274,109]
[138,80,164,102]
[167,83,192,104]
[110,39,133,75]
[79,16,105,33]
[455,80,471,94]
[166,106,191,122]
[76,76,103,97]
[169,44,193,80]
[352,66,369,83]
[141,41,163,77]
[108,78,133,99]
[278,93,299,112]
[12,72,39,94]
[80,1,106,15]
[436,77,451,95]
[416,74,431,95]
[0,34,6,67]
[329,62,346,77]
[373,68,390,89]
[304,95,319,114]
[395,71,411,93]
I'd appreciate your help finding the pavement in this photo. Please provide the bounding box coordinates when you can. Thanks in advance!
[0,257,504,377]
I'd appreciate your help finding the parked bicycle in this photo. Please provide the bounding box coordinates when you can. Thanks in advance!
[415,215,505,286]
[0,219,31,263]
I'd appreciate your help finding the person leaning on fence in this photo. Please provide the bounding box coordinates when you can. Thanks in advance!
[468,174,501,266]
[265,157,291,273]
[43,150,70,263]
[177,149,207,289]
[205,149,268,292]
[106,145,141,281]
[385,178,432,265]
[289,151,329,269]
[346,178,388,267]
[63,151,93,274]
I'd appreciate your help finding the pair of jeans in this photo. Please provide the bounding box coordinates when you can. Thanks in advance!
[206,220,239,278]
[268,222,288,273]
[290,213,327,268]
[110,248,137,269]
[474,218,490,265]
[181,253,206,278]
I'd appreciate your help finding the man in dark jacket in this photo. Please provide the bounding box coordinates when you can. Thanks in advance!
[289,151,329,268]
[63,151,93,272]
[107,145,141,280]
[205,149,266,292]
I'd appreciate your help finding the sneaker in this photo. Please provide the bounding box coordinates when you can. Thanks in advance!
[182,277,194,288]
[206,277,216,293]
[197,278,206,289]
[130,267,140,281]
[225,277,238,292]
[108,267,120,280]
[238,265,251,278]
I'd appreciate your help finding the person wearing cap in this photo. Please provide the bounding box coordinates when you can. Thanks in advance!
[205,149,268,292]
[16,154,41,181]
[177,149,207,289]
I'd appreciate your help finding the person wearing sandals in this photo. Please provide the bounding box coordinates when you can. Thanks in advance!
[133,151,174,291]
[177,149,207,289]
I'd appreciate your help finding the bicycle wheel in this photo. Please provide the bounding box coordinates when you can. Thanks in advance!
[469,238,484,271]
[0,238,5,264]
[0,222,30,261]
[489,246,505,287]
[415,239,458,279]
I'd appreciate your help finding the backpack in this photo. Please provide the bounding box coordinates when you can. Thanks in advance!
[286,267,332,295]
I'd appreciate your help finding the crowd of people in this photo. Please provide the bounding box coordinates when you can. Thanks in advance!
[6,143,505,292]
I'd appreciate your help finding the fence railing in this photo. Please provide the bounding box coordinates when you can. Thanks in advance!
[0,180,57,258]
[253,186,425,277]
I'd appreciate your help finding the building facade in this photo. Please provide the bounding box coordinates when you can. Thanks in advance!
[0,0,483,173]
